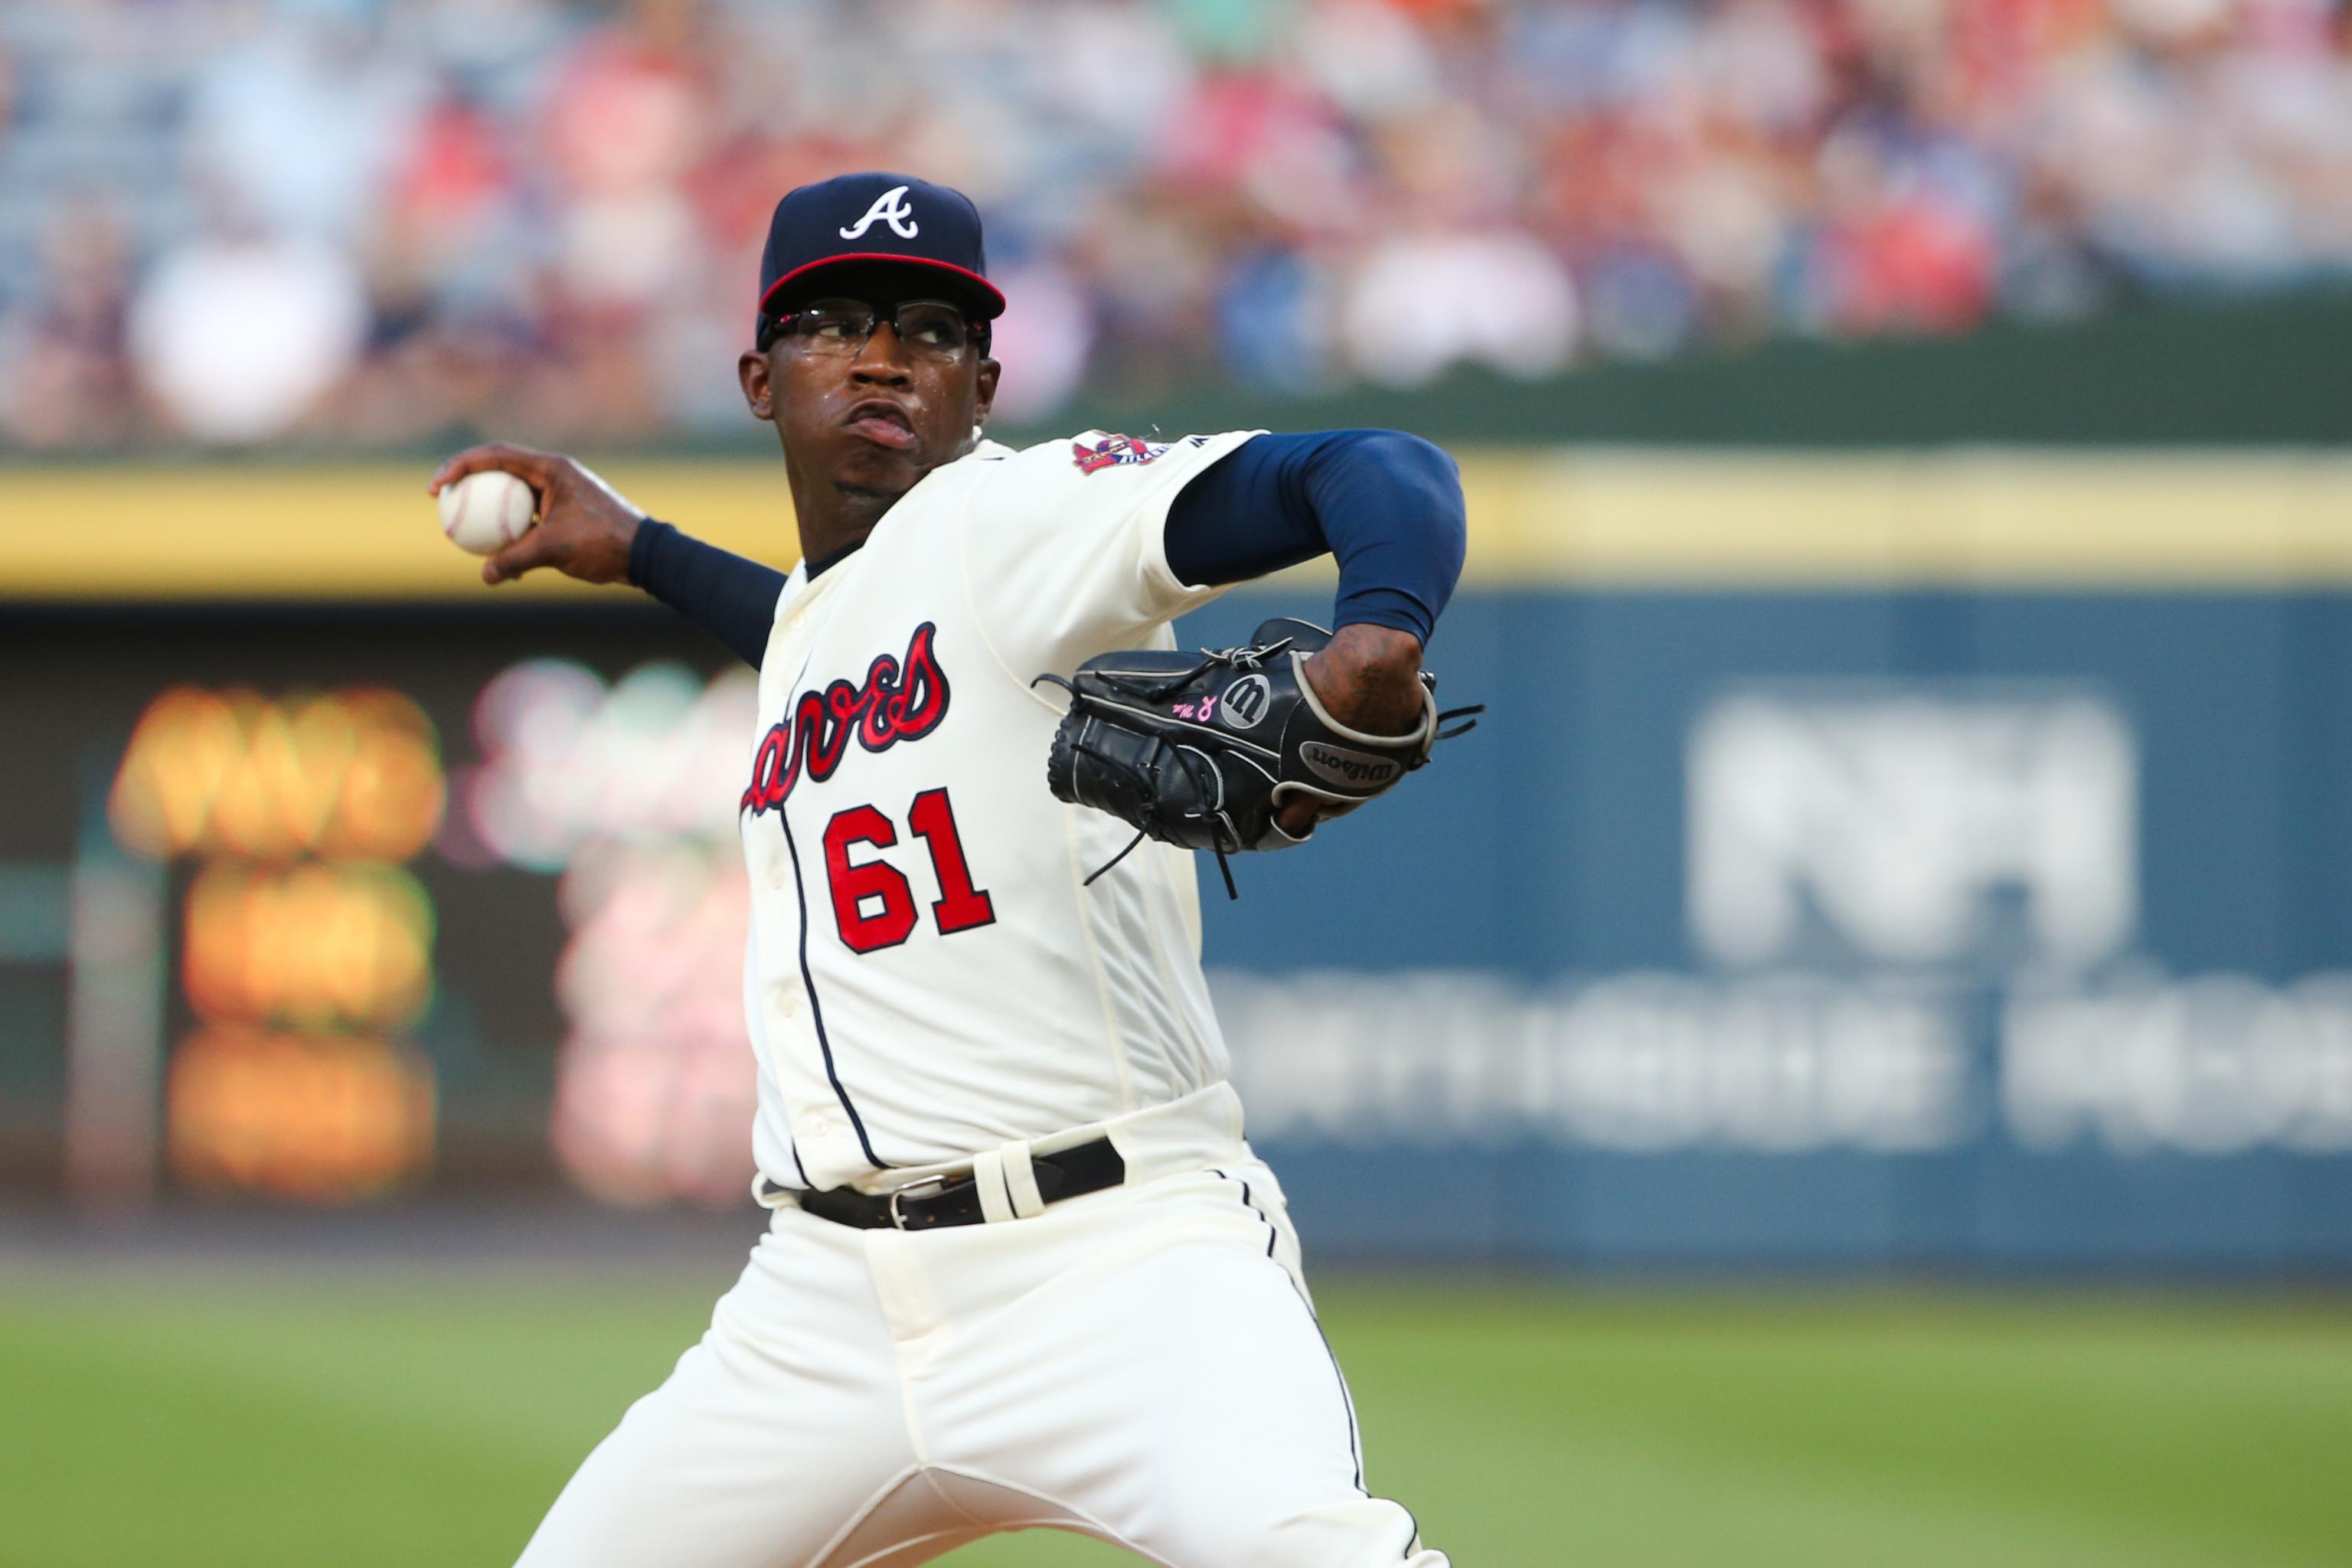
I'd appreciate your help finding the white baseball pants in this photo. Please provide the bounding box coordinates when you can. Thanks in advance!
[513,1158,1446,1567]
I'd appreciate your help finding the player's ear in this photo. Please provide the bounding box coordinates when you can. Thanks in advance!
[972,357,999,430]
[738,351,776,423]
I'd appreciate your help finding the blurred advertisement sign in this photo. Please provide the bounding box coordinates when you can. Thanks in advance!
[1687,688,2135,970]
[452,660,753,870]
[11,588,2349,1265]
[543,842,756,1208]
[1220,680,2352,1164]
[2004,973,2352,1155]
[1217,967,2352,1158]
[109,688,444,862]
[59,651,763,1211]
[97,685,446,1204]
[167,1030,433,1201]
[1214,971,1965,1153]
[182,863,434,1031]
[454,659,759,1208]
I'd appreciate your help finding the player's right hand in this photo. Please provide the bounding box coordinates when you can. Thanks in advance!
[427,443,645,587]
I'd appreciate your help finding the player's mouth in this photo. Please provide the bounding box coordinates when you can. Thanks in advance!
[842,399,918,450]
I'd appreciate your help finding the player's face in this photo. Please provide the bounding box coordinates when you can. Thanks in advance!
[738,274,999,505]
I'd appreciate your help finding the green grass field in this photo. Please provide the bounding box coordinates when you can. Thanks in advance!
[2,1272,2346,1567]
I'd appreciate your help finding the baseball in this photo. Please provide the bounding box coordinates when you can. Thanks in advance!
[436,469,537,556]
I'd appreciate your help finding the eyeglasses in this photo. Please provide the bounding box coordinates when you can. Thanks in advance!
[760,298,979,360]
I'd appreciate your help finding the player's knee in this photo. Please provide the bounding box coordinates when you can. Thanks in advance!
[1236,1497,1445,1568]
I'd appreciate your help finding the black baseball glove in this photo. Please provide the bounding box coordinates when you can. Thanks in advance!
[1034,618,1480,897]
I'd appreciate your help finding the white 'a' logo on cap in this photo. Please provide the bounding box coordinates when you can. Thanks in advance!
[839,185,920,240]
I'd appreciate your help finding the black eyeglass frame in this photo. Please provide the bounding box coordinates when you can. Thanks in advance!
[755,297,992,358]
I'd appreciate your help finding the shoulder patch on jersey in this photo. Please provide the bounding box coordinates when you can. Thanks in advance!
[1072,433,1171,475]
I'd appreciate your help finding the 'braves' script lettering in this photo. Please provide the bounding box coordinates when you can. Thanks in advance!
[740,622,950,815]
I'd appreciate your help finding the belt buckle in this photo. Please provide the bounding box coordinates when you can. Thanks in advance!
[885,1176,951,1230]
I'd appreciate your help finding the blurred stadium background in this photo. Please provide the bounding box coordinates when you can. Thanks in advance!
[5,1,2352,1564]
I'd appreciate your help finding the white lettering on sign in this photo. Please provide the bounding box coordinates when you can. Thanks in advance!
[459,660,756,871]
[1211,969,1969,1153]
[2004,973,2352,1154]
[1210,967,2352,1158]
[1687,688,2136,969]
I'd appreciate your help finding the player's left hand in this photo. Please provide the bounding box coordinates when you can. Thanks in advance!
[427,443,645,587]
[1037,617,1481,897]
[1278,625,1426,838]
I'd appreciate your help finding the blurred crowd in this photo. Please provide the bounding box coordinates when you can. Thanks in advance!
[2,0,2348,450]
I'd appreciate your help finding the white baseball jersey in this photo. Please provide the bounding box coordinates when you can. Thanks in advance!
[740,428,1263,1193]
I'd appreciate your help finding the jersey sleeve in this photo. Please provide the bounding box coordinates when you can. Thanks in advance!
[958,430,1265,678]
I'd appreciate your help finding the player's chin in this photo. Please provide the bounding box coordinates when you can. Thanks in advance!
[828,451,926,501]
[830,442,929,496]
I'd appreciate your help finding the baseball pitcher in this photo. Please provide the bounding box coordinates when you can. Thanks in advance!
[430,172,1472,1568]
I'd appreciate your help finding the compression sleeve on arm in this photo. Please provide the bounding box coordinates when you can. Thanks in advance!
[626,519,789,670]
[1161,430,1466,645]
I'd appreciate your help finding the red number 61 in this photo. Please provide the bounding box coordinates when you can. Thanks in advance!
[821,788,995,954]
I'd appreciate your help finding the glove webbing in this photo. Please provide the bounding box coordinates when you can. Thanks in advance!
[1034,668,1253,898]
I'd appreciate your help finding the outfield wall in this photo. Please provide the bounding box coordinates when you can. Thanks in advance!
[10,449,2352,596]
[5,453,2351,1271]
[1185,586,2352,1271]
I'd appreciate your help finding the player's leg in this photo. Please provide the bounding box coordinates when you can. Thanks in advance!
[911,1162,1447,1567]
[514,1208,964,1568]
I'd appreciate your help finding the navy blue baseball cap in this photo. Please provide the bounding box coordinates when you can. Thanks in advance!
[756,172,1008,328]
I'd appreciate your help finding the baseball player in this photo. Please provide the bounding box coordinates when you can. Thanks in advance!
[430,172,1468,1567]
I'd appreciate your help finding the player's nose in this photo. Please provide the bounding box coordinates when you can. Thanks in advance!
[847,324,916,384]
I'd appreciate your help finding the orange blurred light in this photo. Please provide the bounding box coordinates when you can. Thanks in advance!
[322,689,447,860]
[167,1029,435,1202]
[109,687,445,862]
[211,693,343,858]
[184,862,436,1031]
[108,688,241,858]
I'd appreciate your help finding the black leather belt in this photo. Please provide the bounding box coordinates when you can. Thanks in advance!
[781,1136,1126,1231]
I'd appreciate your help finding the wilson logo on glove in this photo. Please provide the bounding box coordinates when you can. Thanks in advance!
[1298,741,1398,789]
[1221,675,1271,730]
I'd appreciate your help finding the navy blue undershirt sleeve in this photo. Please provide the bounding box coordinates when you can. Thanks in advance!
[626,518,788,670]
[1162,429,1466,645]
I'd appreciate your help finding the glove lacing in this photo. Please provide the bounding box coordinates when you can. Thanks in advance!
[1036,662,1253,899]
[1067,734,1246,900]
[1432,704,1484,743]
